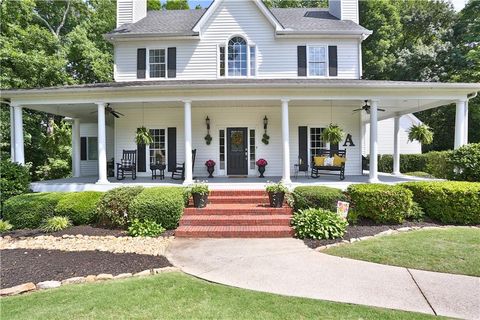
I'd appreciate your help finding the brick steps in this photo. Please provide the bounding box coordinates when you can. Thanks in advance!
[177,190,294,238]
[175,226,294,238]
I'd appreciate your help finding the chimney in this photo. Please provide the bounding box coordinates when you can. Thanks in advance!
[117,0,147,28]
[329,0,359,24]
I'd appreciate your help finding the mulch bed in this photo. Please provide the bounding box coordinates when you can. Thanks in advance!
[0,249,172,289]
[2,226,176,239]
[303,219,446,249]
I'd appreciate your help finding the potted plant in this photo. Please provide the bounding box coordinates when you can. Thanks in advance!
[266,182,288,208]
[190,182,209,208]
[256,158,268,178]
[321,123,344,146]
[135,126,154,145]
[205,159,216,178]
[408,124,434,145]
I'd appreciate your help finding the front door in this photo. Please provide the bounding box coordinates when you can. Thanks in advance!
[227,128,248,175]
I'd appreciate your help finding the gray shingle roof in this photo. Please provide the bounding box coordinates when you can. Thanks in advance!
[108,7,370,38]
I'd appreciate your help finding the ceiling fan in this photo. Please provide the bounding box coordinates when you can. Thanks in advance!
[90,104,125,118]
[353,100,386,113]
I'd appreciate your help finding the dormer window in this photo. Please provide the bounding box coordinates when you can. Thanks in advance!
[219,36,256,78]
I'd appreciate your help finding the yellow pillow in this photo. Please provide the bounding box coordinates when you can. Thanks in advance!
[314,156,326,166]
[333,154,346,167]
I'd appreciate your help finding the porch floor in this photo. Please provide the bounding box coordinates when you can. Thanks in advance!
[30,172,435,192]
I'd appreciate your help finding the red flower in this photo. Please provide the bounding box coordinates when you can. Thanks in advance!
[256,159,268,167]
[205,160,216,167]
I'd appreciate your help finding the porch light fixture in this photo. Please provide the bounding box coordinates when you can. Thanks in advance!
[204,116,212,145]
[263,116,268,130]
[205,116,211,130]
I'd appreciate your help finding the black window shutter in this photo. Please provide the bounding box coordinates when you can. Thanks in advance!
[297,46,307,77]
[328,46,338,76]
[298,126,308,171]
[167,127,177,172]
[167,47,177,78]
[137,48,146,79]
[137,128,147,172]
[80,137,87,161]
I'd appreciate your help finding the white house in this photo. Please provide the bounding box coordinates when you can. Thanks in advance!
[2,0,479,187]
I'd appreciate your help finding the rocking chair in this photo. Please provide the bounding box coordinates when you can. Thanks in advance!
[171,149,196,180]
[116,150,137,180]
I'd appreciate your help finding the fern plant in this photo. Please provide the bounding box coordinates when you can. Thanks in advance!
[135,127,154,145]
[408,124,433,145]
[321,124,344,145]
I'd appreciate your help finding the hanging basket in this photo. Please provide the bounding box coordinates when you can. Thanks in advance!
[321,124,344,145]
[408,124,434,145]
[135,127,153,145]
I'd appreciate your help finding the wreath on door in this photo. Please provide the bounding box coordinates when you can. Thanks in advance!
[231,131,243,146]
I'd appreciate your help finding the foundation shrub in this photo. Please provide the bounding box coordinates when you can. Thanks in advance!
[0,160,31,207]
[130,187,185,230]
[401,181,480,225]
[292,208,348,240]
[449,143,480,182]
[96,187,144,228]
[3,193,66,229]
[347,184,413,224]
[55,191,103,225]
[292,186,347,211]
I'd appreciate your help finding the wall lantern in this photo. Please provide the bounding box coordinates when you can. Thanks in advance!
[205,116,211,130]
[263,116,268,130]
[262,116,270,145]
[204,116,212,145]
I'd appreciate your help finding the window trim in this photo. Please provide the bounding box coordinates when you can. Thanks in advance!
[148,128,167,167]
[307,126,331,165]
[306,45,329,78]
[146,48,168,80]
[218,35,257,78]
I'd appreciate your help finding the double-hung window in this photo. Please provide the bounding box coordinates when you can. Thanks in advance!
[149,129,166,165]
[149,49,166,78]
[308,46,327,77]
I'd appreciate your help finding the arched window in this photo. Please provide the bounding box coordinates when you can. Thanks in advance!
[228,37,247,77]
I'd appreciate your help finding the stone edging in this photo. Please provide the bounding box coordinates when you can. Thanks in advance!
[0,266,180,297]
[315,225,479,251]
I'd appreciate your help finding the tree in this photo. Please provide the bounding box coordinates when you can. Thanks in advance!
[163,0,189,10]
[147,0,162,11]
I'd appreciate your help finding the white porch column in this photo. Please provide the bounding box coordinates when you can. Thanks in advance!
[183,100,193,185]
[13,105,25,165]
[393,115,401,176]
[9,106,15,161]
[96,102,109,184]
[454,99,467,149]
[281,99,291,184]
[464,100,469,145]
[72,118,81,178]
[369,100,379,183]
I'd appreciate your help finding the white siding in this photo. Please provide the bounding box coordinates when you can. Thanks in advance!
[363,116,422,155]
[114,0,360,81]
[116,0,146,27]
[341,0,359,24]
[79,123,114,177]
[113,105,363,178]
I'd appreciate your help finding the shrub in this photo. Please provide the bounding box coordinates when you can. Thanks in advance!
[0,160,31,206]
[292,208,348,240]
[293,186,347,211]
[402,181,480,225]
[35,158,71,181]
[449,143,480,182]
[130,187,185,230]
[377,154,427,174]
[347,184,413,224]
[2,193,66,229]
[0,220,13,233]
[96,187,144,228]
[41,216,72,232]
[424,151,454,179]
[55,192,103,225]
[127,219,165,237]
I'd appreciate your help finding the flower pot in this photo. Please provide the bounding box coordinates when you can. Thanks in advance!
[268,192,285,208]
[193,193,208,208]
[207,166,214,178]
[258,166,266,178]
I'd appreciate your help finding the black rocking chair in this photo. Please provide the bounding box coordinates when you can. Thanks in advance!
[172,149,196,180]
[116,150,137,180]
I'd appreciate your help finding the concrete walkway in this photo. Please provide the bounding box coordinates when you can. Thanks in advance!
[167,238,480,320]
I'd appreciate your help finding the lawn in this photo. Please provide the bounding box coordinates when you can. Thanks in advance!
[326,227,480,276]
[1,272,439,320]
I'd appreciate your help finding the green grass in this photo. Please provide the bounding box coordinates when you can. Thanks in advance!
[1,273,438,320]
[326,227,480,277]
[404,171,435,178]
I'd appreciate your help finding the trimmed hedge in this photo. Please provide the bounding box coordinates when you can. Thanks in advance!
[0,160,31,206]
[402,181,480,225]
[55,192,103,225]
[130,187,185,230]
[3,193,65,229]
[449,143,480,182]
[347,184,413,224]
[292,186,347,211]
[96,187,144,228]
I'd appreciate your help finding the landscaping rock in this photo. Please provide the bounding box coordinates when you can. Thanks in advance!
[133,270,152,277]
[85,275,96,283]
[153,267,179,274]
[96,274,114,281]
[62,277,86,285]
[114,273,132,279]
[376,229,395,237]
[0,283,36,296]
[397,227,412,232]
[358,236,373,241]
[36,281,61,290]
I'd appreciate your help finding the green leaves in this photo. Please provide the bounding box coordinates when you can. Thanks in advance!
[408,124,434,145]
[292,208,348,240]
[321,123,344,145]
[128,219,165,237]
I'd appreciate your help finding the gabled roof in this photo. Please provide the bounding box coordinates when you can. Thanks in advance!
[106,6,371,40]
